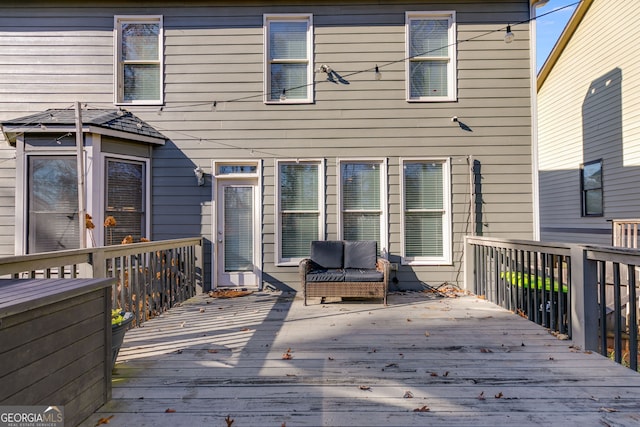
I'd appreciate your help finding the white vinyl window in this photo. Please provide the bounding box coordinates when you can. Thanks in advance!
[277,160,324,264]
[339,159,387,255]
[105,158,148,245]
[401,159,451,264]
[115,15,163,105]
[406,11,456,102]
[264,14,313,103]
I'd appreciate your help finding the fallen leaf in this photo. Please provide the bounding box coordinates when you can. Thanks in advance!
[599,407,618,413]
[430,372,438,377]
[208,349,219,354]
[175,349,183,354]
[225,415,234,426]
[424,331,430,337]
[328,357,335,361]
[406,318,412,322]
[477,295,486,300]
[180,321,186,328]
[165,408,176,413]
[199,308,205,313]
[95,415,114,426]
[413,405,430,412]
[477,391,485,400]
[359,385,371,391]
[241,328,251,332]
[443,371,449,377]
[282,353,293,360]
[480,348,493,353]
[495,392,503,399]
[403,391,414,398]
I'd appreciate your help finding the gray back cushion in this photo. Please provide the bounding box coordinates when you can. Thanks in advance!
[310,241,344,269]
[344,240,377,269]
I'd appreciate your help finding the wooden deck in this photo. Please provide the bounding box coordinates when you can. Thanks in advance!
[81,291,640,427]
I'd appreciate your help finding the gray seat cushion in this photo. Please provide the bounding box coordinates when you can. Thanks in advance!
[310,240,344,269]
[344,268,384,282]
[306,269,345,282]
[344,240,377,269]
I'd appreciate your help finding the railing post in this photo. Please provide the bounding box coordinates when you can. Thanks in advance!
[90,248,106,279]
[464,237,475,293]
[570,245,599,351]
[196,240,204,294]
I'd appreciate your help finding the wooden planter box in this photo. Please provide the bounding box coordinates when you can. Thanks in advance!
[0,277,115,427]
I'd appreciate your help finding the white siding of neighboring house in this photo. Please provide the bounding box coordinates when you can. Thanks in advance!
[538,0,640,245]
[0,0,534,290]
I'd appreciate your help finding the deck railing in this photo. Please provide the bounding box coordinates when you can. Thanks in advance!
[612,219,640,249]
[465,236,640,371]
[0,237,203,327]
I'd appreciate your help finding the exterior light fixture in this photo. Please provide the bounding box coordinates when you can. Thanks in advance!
[316,64,332,74]
[374,65,382,80]
[504,25,515,43]
[194,166,205,186]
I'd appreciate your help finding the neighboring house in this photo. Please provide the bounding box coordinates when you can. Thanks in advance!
[538,0,640,246]
[0,0,541,291]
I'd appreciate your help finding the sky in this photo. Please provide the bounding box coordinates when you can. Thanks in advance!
[535,0,580,72]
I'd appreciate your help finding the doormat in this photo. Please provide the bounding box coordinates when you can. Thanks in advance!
[208,289,254,299]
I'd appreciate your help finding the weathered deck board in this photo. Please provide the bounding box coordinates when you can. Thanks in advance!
[81,292,640,427]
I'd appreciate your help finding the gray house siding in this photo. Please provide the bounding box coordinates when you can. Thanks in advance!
[538,0,640,246]
[0,0,534,291]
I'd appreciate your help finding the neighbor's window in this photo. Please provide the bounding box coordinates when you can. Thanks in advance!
[115,15,163,104]
[277,160,323,264]
[105,158,147,245]
[406,12,456,101]
[402,159,451,264]
[581,159,603,217]
[264,14,313,103]
[340,160,387,255]
[27,156,79,253]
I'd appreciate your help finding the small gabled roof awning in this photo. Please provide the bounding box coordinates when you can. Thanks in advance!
[1,108,166,145]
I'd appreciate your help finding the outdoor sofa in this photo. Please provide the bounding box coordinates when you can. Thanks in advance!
[299,240,389,305]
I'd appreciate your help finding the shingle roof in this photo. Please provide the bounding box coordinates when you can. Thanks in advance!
[1,108,166,143]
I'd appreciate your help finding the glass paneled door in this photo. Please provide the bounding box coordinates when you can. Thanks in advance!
[216,179,260,288]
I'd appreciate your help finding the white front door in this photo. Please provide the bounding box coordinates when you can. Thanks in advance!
[215,179,260,288]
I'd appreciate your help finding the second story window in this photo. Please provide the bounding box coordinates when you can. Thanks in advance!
[406,12,456,102]
[264,14,313,103]
[115,16,163,105]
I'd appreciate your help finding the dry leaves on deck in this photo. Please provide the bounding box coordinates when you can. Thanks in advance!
[282,348,293,360]
[225,415,234,426]
[165,408,176,413]
[95,415,114,426]
[208,289,254,299]
[413,405,430,412]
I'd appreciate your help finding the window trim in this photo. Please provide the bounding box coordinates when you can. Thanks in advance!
[405,11,457,102]
[263,13,314,104]
[275,159,325,266]
[400,157,452,265]
[580,159,603,217]
[337,158,388,257]
[114,15,164,106]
